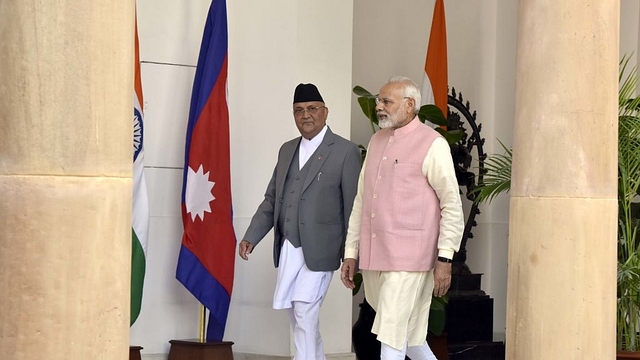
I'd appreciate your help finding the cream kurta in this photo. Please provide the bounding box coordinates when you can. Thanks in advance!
[363,269,435,350]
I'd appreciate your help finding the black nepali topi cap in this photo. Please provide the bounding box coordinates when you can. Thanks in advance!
[293,83,324,104]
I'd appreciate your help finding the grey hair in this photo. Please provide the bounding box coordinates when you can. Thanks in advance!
[387,76,421,113]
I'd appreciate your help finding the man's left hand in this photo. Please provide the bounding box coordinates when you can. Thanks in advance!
[433,260,452,297]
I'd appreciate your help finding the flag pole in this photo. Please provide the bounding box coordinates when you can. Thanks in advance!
[200,305,206,342]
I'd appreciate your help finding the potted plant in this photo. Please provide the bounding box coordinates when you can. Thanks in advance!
[616,55,640,358]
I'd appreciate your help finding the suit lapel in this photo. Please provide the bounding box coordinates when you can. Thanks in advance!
[276,138,300,195]
[302,128,334,192]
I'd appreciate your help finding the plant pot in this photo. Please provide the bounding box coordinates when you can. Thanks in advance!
[618,351,640,360]
[427,333,449,360]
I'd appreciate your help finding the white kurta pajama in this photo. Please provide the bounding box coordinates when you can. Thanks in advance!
[243,112,360,359]
[272,126,333,360]
[273,240,332,360]
[273,240,332,310]
[345,119,464,357]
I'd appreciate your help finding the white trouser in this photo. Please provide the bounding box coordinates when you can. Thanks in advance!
[275,240,331,360]
[381,341,438,360]
[286,298,326,360]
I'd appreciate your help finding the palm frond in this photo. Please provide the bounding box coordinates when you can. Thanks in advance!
[617,54,640,351]
[472,139,512,205]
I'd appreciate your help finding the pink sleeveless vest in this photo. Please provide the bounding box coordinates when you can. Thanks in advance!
[359,118,442,271]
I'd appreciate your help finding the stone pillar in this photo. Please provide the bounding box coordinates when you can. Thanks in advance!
[507,1,619,359]
[0,2,133,360]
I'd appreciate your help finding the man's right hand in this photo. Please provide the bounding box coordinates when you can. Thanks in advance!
[239,240,254,260]
[340,258,357,289]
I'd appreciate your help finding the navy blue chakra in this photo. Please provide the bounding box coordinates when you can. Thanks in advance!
[133,108,144,161]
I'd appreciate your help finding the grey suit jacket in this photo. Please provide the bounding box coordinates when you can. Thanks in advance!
[243,127,361,271]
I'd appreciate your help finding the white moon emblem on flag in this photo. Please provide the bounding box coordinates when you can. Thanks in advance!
[185,164,216,221]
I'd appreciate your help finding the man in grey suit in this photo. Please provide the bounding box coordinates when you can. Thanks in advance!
[239,83,361,360]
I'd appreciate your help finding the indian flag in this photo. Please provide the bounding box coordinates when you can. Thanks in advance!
[421,0,448,117]
[131,15,149,326]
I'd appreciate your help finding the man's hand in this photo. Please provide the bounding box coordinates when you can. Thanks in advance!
[341,258,357,289]
[238,240,254,260]
[433,260,452,297]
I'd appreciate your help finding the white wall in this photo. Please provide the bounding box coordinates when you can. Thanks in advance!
[131,0,640,357]
[621,0,640,63]
[131,0,354,357]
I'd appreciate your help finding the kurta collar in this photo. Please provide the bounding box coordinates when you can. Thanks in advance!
[301,125,328,147]
[392,116,421,137]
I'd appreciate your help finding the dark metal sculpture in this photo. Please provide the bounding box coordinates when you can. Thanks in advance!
[447,87,487,275]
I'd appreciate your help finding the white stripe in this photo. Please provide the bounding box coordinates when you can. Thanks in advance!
[420,72,435,107]
[420,73,437,129]
[132,90,149,254]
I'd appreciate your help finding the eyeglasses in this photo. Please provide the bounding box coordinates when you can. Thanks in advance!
[375,97,411,107]
[293,105,325,116]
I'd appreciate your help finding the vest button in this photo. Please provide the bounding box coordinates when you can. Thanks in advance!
[373,194,378,198]
[372,233,376,238]
[382,156,387,161]
[377,175,381,180]
[371,213,375,218]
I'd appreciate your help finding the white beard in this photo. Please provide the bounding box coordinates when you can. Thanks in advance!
[378,118,394,129]
[377,107,404,129]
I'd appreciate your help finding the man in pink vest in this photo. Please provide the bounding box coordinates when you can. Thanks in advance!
[341,76,464,360]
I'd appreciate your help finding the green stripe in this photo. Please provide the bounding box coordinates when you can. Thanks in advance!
[131,228,146,326]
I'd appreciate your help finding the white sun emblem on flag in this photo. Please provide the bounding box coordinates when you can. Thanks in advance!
[185,164,216,222]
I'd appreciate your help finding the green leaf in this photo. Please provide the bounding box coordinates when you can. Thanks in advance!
[353,86,376,98]
[614,54,640,351]
[418,104,462,145]
[353,85,378,132]
[428,295,448,336]
[472,139,512,205]
[357,97,378,128]
[435,128,464,145]
[352,272,363,296]
[418,104,447,126]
